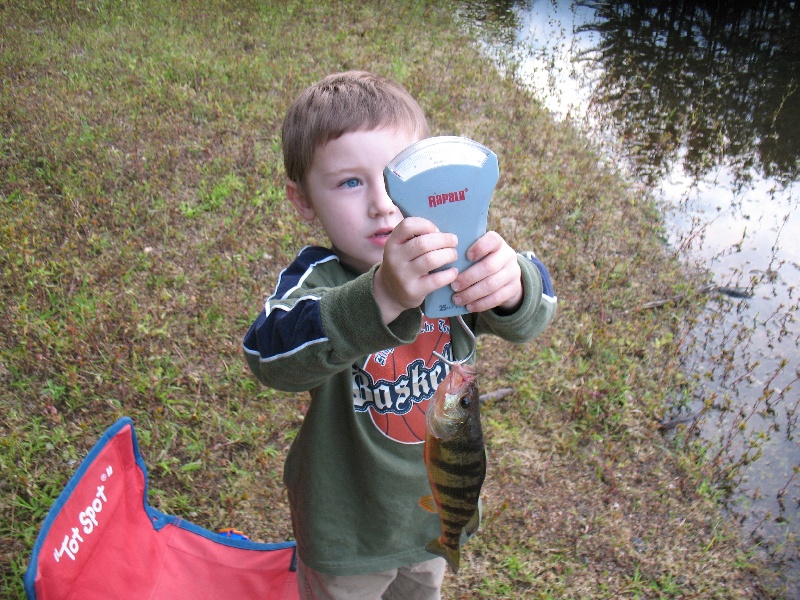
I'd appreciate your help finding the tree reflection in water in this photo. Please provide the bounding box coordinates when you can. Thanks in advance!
[463,0,800,589]
[579,0,800,188]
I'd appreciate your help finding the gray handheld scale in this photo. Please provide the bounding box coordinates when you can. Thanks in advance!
[384,136,499,318]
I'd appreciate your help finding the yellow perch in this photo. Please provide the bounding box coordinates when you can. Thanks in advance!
[420,362,484,573]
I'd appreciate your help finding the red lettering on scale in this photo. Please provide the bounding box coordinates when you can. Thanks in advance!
[427,188,468,208]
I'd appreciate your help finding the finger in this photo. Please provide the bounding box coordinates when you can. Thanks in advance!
[411,246,459,275]
[422,267,459,293]
[453,244,510,292]
[461,279,520,313]
[403,232,458,261]
[452,266,514,307]
[390,216,440,243]
[465,230,503,261]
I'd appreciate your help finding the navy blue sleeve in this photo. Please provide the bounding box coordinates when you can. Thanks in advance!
[242,247,337,364]
[521,251,555,300]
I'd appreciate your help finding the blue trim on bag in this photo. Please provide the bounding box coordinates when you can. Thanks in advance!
[24,416,296,599]
[24,417,135,598]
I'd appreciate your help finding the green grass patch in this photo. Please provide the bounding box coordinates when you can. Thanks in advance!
[0,0,775,597]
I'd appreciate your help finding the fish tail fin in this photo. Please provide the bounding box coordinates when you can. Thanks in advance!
[426,538,460,573]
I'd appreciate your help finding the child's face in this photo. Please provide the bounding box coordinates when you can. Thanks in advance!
[287,127,421,274]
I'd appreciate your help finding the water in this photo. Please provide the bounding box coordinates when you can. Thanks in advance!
[464,0,800,590]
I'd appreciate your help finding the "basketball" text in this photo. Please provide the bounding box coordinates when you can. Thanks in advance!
[352,354,452,415]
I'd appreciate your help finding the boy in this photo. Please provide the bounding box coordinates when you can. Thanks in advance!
[243,71,556,599]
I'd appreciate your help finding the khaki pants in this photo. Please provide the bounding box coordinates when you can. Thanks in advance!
[296,556,446,600]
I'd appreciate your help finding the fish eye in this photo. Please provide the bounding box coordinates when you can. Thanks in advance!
[460,397,471,409]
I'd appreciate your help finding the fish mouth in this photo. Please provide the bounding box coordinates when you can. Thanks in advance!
[448,363,477,388]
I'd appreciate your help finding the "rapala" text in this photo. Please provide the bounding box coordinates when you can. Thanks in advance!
[428,188,467,207]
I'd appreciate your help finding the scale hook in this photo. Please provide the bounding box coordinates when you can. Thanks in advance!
[433,314,476,366]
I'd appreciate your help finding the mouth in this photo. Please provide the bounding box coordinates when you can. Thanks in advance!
[370,228,393,240]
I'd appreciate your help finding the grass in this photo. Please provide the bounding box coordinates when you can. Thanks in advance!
[0,0,781,597]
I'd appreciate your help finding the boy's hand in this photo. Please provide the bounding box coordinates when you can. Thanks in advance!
[450,231,523,314]
[374,217,458,323]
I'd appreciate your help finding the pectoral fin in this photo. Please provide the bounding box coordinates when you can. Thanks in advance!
[418,494,437,513]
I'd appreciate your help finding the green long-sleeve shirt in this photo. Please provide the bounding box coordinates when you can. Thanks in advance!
[243,245,556,575]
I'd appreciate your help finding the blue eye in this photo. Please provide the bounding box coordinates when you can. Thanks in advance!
[342,178,361,188]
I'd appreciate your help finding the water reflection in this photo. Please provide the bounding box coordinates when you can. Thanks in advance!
[580,0,800,187]
[463,0,800,591]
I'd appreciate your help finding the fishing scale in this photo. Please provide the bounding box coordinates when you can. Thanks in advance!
[384,136,499,319]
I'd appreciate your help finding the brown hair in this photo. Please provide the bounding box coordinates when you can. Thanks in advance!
[281,71,430,186]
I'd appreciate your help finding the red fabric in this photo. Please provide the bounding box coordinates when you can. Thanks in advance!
[26,420,298,600]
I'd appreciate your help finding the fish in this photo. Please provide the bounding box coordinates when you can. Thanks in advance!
[420,361,485,573]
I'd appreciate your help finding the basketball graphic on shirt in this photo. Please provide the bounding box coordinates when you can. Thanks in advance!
[368,399,429,444]
[352,317,452,444]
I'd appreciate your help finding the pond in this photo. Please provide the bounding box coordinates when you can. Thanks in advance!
[463,0,800,591]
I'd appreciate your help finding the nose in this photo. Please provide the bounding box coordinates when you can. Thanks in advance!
[369,182,398,218]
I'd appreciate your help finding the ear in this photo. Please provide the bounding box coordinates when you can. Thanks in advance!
[286,181,316,222]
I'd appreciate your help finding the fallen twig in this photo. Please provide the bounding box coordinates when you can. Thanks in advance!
[479,388,515,403]
[627,283,752,312]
